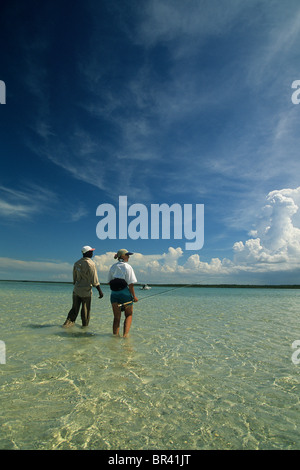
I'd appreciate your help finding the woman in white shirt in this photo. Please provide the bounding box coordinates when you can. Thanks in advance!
[108,249,138,337]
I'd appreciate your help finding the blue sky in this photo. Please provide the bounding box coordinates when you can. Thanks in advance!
[1,0,300,284]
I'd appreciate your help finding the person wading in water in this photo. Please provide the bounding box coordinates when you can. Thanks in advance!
[63,245,103,328]
[108,249,138,337]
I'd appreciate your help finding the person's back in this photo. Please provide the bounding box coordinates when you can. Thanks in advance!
[108,249,138,337]
[63,245,103,328]
[108,259,136,284]
[73,256,99,297]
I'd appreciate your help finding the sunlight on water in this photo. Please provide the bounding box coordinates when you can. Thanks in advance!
[1,281,300,449]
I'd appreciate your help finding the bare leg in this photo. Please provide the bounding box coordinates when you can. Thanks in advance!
[123,304,133,337]
[112,303,121,336]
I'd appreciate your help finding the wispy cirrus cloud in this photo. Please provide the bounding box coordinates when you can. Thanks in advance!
[246,5,300,89]
[131,0,246,48]
[0,184,57,219]
[18,1,300,224]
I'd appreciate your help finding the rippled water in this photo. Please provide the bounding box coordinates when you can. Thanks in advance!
[1,281,300,450]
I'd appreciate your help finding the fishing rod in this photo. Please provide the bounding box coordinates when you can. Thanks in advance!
[118,283,196,309]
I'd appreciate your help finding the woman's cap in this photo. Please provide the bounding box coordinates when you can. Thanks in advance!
[117,249,133,258]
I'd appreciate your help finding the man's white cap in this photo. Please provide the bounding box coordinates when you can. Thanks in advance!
[81,245,95,254]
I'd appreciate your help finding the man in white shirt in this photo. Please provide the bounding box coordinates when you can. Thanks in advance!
[108,249,138,337]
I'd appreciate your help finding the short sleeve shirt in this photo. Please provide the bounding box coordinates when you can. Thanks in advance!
[73,257,100,297]
[108,260,137,285]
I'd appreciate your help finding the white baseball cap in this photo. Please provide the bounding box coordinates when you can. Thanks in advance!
[81,245,95,254]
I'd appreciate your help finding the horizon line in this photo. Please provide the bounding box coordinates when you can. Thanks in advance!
[1,279,300,289]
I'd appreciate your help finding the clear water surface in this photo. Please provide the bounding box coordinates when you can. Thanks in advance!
[0,281,300,450]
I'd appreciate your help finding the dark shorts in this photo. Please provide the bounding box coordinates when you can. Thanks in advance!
[110,287,133,305]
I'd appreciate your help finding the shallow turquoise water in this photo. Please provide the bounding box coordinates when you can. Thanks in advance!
[1,281,300,449]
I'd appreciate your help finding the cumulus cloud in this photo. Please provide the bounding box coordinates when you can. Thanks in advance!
[1,187,300,284]
[94,187,300,283]
[94,247,185,279]
[94,246,231,284]
[233,187,300,271]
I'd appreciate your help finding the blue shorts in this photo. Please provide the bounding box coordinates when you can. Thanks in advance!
[110,287,133,305]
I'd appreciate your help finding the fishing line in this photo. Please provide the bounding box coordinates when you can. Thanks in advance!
[137,283,196,301]
[117,283,196,309]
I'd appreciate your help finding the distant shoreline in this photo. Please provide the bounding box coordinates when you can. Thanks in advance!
[1,279,300,289]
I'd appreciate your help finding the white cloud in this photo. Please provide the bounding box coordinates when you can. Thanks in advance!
[94,246,231,283]
[0,184,57,219]
[0,257,72,281]
[246,6,300,88]
[233,187,300,271]
[134,0,246,49]
[0,257,71,271]
[0,199,34,218]
[94,187,300,283]
[1,187,300,284]
[93,248,184,279]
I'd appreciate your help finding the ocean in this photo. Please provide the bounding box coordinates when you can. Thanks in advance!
[0,280,300,450]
